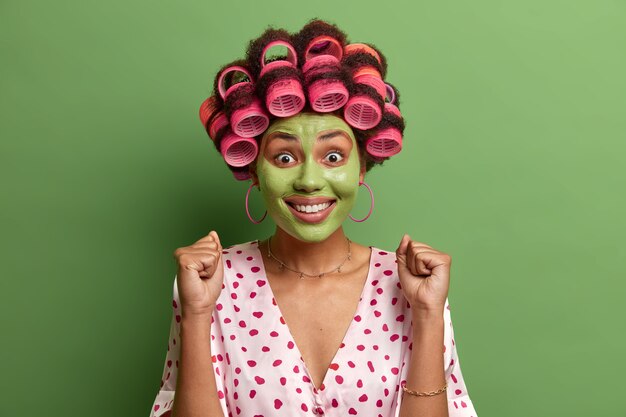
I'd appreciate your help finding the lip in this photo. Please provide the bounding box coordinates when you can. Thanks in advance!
[284,196,336,205]
[283,198,337,224]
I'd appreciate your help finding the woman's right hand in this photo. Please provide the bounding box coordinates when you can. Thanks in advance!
[173,230,225,319]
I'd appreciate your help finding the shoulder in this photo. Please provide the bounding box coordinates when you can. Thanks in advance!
[222,239,259,254]
[220,239,260,264]
[369,245,398,270]
[367,245,402,290]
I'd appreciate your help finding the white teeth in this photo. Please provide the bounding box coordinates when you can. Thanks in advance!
[293,202,331,213]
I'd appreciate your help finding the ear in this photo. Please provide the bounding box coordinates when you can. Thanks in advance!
[248,162,259,187]
[358,153,366,184]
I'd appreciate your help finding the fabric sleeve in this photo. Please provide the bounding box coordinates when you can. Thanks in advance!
[394,297,478,417]
[443,298,478,416]
[148,275,230,417]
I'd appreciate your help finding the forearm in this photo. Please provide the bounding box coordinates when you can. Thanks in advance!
[170,314,225,417]
[398,312,449,417]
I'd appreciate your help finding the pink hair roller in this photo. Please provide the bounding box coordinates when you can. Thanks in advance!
[199,96,220,132]
[353,66,386,99]
[365,125,402,157]
[343,95,383,130]
[344,43,383,64]
[259,41,305,117]
[232,169,252,181]
[302,36,349,112]
[217,65,269,138]
[364,84,403,157]
[208,111,229,140]
[304,35,344,61]
[220,130,259,167]
[342,43,386,129]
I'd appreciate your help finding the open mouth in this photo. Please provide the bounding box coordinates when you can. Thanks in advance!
[284,199,337,223]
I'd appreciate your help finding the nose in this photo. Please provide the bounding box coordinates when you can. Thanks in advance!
[293,157,325,192]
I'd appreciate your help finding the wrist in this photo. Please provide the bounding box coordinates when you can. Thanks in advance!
[411,304,445,322]
[181,310,214,325]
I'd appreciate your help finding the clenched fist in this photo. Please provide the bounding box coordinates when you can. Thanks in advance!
[173,230,225,319]
[395,233,451,316]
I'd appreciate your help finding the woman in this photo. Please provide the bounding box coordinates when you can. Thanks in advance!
[150,20,477,417]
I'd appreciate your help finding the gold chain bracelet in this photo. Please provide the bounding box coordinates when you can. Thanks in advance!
[401,380,448,397]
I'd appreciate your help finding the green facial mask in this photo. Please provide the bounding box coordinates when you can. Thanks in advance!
[254,113,364,243]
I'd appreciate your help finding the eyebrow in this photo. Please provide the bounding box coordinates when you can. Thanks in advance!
[268,130,351,143]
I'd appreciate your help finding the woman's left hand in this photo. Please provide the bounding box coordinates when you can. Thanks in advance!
[395,234,451,315]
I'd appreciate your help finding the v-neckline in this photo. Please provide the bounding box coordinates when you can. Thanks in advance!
[253,240,375,393]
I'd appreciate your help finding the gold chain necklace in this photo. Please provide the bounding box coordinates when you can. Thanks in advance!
[264,235,352,279]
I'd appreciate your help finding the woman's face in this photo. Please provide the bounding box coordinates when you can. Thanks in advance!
[252,112,365,243]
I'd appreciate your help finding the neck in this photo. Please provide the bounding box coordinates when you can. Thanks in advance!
[266,227,350,275]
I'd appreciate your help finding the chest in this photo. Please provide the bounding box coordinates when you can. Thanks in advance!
[267,272,368,389]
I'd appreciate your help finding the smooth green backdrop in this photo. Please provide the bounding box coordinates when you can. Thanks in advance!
[1,0,625,416]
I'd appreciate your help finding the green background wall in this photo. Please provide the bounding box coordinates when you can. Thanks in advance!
[1,0,624,416]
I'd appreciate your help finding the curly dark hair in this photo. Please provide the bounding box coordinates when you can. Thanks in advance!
[199,18,406,180]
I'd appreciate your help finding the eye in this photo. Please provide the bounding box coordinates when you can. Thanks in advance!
[324,150,344,164]
[274,152,296,165]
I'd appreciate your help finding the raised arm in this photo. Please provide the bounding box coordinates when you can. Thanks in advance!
[149,230,229,417]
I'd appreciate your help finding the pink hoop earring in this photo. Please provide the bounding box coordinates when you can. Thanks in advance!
[245,182,267,224]
[349,181,374,222]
